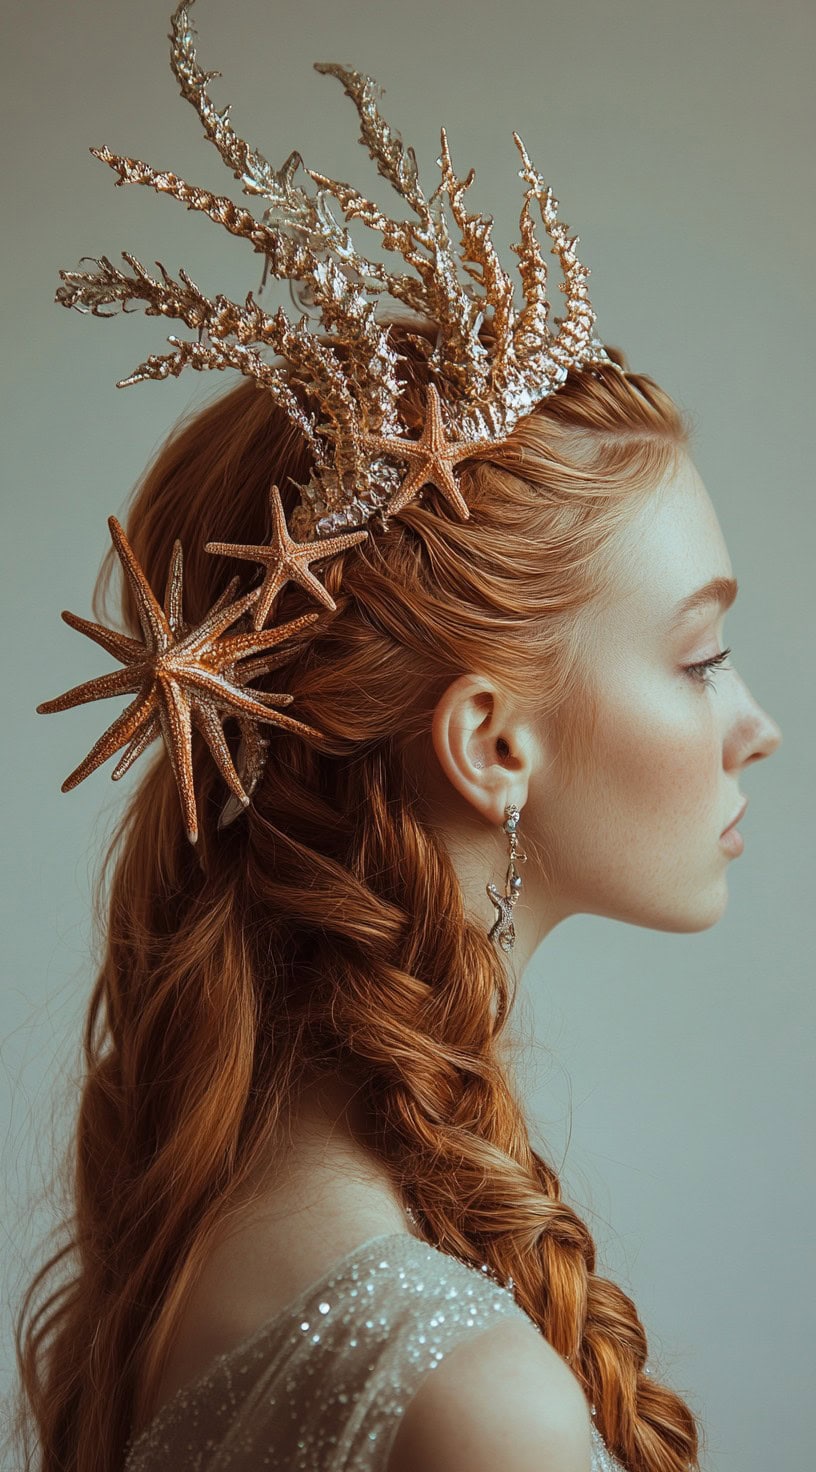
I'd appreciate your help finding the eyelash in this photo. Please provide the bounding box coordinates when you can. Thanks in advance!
[684,647,733,688]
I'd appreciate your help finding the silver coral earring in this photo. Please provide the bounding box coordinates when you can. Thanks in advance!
[486,803,527,952]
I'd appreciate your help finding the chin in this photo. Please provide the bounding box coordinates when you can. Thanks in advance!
[651,887,730,933]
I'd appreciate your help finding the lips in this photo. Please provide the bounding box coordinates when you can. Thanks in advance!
[721,797,748,835]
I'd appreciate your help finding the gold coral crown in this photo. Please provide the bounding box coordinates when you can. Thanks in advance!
[40,0,614,843]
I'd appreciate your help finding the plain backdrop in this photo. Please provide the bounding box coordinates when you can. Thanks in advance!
[2,2,813,1469]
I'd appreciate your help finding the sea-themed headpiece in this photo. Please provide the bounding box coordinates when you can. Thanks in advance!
[39,0,616,843]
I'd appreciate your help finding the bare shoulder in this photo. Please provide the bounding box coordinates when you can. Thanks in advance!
[386,1313,592,1472]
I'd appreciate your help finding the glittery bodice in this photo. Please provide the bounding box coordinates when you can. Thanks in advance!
[123,1231,626,1472]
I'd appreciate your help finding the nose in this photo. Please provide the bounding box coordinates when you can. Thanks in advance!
[764,710,783,754]
[728,680,783,768]
[750,707,783,762]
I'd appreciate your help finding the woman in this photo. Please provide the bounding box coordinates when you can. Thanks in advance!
[11,4,782,1470]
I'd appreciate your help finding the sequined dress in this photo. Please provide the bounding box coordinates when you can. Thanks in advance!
[123,1230,626,1472]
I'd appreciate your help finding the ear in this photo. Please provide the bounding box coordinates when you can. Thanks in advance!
[430,673,538,827]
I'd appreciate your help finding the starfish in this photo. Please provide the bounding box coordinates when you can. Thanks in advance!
[133,574,309,827]
[365,384,491,521]
[204,480,369,629]
[486,882,517,953]
[37,515,326,844]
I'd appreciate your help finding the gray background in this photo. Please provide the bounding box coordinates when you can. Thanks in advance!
[2,2,813,1468]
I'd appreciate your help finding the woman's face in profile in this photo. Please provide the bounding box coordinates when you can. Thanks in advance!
[527,452,783,935]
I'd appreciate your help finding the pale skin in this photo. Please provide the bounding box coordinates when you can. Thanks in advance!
[426,449,783,955]
[143,453,782,1449]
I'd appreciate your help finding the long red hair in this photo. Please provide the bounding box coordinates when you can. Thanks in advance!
[11,321,703,1471]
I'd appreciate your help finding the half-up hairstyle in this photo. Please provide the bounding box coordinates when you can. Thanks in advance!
[12,319,703,1472]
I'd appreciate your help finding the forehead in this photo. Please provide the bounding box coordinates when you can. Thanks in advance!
[598,456,733,633]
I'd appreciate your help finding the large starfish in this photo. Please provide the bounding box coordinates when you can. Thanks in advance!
[37,515,326,843]
[204,481,369,629]
[129,573,309,828]
[365,384,490,521]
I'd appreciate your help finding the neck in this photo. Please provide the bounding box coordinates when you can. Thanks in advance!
[233,1071,416,1241]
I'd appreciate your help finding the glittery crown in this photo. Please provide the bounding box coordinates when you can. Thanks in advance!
[40,0,615,843]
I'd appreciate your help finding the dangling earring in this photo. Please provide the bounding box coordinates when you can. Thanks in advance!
[486,803,527,952]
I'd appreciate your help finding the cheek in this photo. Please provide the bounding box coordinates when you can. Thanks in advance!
[526,671,729,926]
[591,677,722,835]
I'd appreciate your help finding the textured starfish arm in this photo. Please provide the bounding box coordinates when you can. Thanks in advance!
[191,701,250,806]
[59,689,157,792]
[162,545,244,638]
[219,686,295,709]
[239,704,328,741]
[263,562,331,618]
[175,666,302,721]
[163,541,186,634]
[111,712,161,780]
[60,609,146,666]
[107,516,170,649]
[157,684,198,841]
[192,667,330,742]
[366,385,488,460]
[225,722,267,799]
[390,463,468,521]
[215,722,270,830]
[208,479,371,627]
[201,538,269,564]
[370,428,490,461]
[230,647,299,685]
[217,609,323,665]
[201,574,242,619]
[168,586,262,661]
[36,664,146,715]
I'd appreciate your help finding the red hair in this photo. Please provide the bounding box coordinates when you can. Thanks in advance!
[11,322,703,1471]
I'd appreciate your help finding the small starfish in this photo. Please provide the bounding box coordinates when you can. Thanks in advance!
[486,882,517,952]
[204,480,369,629]
[37,516,325,844]
[365,384,490,520]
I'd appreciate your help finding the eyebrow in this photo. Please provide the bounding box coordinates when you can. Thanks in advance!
[670,575,739,625]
